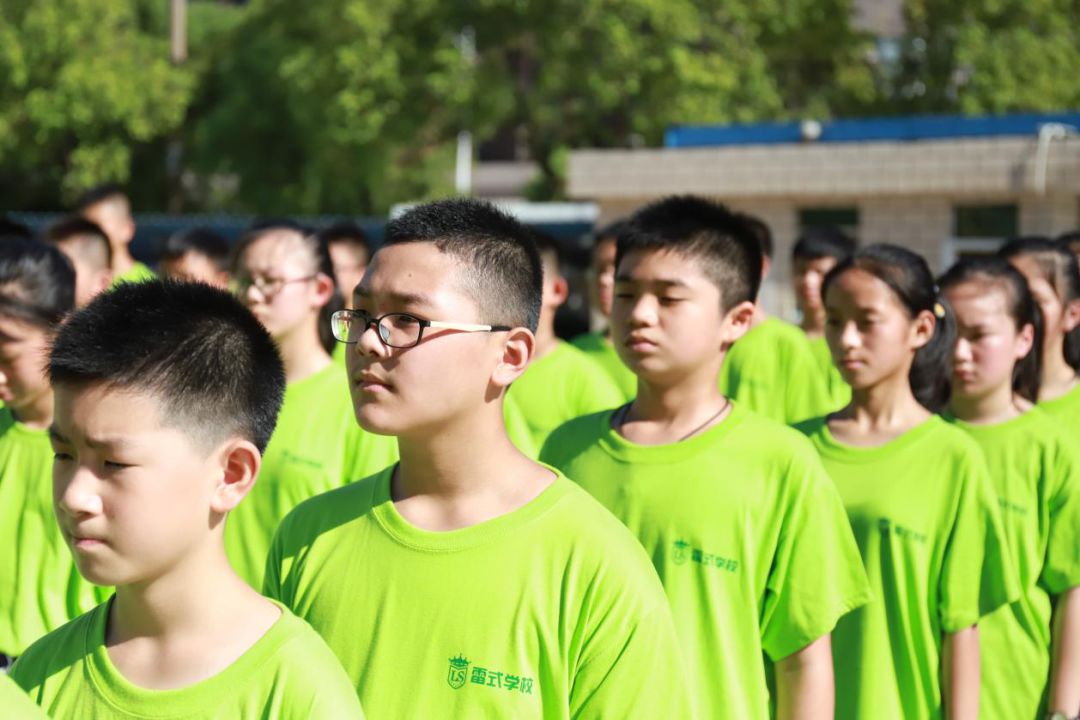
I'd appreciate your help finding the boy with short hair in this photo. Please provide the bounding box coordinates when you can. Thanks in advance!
[717,213,834,424]
[506,231,622,448]
[264,198,688,717]
[11,281,362,718]
[42,216,114,307]
[159,227,231,288]
[541,195,871,720]
[571,219,636,401]
[791,226,856,408]
[75,183,155,285]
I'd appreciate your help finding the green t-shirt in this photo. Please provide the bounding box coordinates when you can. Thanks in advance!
[225,363,398,588]
[331,341,347,367]
[110,261,156,287]
[0,673,49,719]
[1039,381,1080,432]
[506,341,623,449]
[10,599,363,719]
[0,408,104,657]
[264,467,690,719]
[947,410,1080,720]
[718,317,836,425]
[807,334,851,410]
[540,404,872,720]
[796,416,1019,720]
[570,331,636,402]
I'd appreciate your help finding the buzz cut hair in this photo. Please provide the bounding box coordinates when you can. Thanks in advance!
[382,199,543,333]
[617,195,763,309]
[49,280,285,453]
[43,216,113,271]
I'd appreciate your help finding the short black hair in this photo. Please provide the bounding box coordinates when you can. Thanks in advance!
[531,230,563,268]
[162,227,230,272]
[43,216,113,270]
[617,195,763,309]
[382,199,543,333]
[0,237,75,329]
[318,222,371,255]
[736,213,773,260]
[793,226,856,263]
[49,281,285,453]
[74,183,128,213]
[1058,230,1080,254]
[0,215,33,239]
[594,219,629,247]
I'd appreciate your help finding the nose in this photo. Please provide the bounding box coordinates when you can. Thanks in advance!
[54,464,104,520]
[839,320,860,350]
[953,337,973,363]
[354,318,388,358]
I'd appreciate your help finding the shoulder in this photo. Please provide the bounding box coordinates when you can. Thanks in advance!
[569,332,604,352]
[274,470,386,548]
[11,604,102,690]
[733,408,823,459]
[540,411,612,461]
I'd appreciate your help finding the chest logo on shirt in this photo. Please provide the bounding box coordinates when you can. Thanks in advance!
[877,518,927,544]
[672,539,738,572]
[447,655,535,695]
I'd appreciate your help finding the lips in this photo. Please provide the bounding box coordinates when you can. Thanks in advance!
[353,371,392,392]
[66,529,106,550]
[624,334,659,352]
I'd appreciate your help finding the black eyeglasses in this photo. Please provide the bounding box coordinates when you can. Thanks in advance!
[331,309,512,349]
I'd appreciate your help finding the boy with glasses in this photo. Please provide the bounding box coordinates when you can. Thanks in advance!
[541,196,871,719]
[264,198,688,717]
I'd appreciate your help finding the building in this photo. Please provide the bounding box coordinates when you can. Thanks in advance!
[566,112,1080,318]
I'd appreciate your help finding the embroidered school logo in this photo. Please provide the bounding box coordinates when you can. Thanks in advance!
[672,539,738,572]
[448,655,469,690]
[673,539,690,565]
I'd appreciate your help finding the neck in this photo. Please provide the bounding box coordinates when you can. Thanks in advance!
[799,306,825,337]
[949,382,1021,424]
[751,303,769,328]
[1040,341,1079,401]
[276,324,331,383]
[847,372,926,429]
[633,364,726,423]
[111,247,136,276]
[11,388,54,429]
[392,403,550,530]
[109,535,241,643]
[533,316,559,359]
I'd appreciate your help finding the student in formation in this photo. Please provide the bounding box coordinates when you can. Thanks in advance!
[570,219,636,401]
[320,222,372,306]
[717,213,834,424]
[227,224,397,588]
[791,226,855,409]
[795,244,1018,720]
[158,227,231,288]
[939,256,1080,719]
[505,231,623,448]
[0,239,103,670]
[1000,237,1080,430]
[42,216,114,307]
[264,198,689,717]
[75,184,155,285]
[541,196,871,720]
[10,280,362,718]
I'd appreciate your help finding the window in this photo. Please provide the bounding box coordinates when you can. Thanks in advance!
[798,207,859,237]
[953,204,1017,239]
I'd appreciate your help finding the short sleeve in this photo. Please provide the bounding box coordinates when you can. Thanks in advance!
[573,361,624,419]
[783,339,835,426]
[938,450,1020,631]
[569,603,691,719]
[760,446,872,660]
[1042,440,1080,594]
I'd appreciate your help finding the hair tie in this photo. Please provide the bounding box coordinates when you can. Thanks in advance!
[933,302,946,318]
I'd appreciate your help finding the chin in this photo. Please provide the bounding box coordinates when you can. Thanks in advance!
[354,406,404,437]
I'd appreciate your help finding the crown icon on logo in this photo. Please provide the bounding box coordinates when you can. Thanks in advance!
[449,655,469,669]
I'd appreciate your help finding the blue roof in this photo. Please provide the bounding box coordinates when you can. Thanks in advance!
[664,112,1080,148]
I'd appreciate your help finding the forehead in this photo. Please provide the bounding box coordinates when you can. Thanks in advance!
[54,382,166,437]
[0,313,44,342]
[240,231,309,271]
[945,282,1009,318]
[617,247,710,283]
[358,243,478,313]
[794,255,838,271]
[826,268,904,309]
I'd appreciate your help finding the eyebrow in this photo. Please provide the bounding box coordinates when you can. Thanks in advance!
[47,426,136,450]
[613,275,691,288]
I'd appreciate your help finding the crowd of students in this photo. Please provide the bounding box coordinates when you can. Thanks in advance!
[0,186,1078,719]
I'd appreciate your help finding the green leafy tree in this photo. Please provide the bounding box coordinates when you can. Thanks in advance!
[0,0,195,209]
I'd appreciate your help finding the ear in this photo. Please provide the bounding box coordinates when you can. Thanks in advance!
[120,217,136,245]
[910,309,936,350]
[310,272,336,309]
[760,256,772,282]
[1062,298,1080,333]
[720,300,756,346]
[93,269,113,296]
[491,327,534,390]
[1015,321,1036,361]
[213,271,231,290]
[546,275,569,308]
[209,439,261,515]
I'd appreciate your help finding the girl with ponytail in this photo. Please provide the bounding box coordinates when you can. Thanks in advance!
[939,256,1080,719]
[795,244,1017,720]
